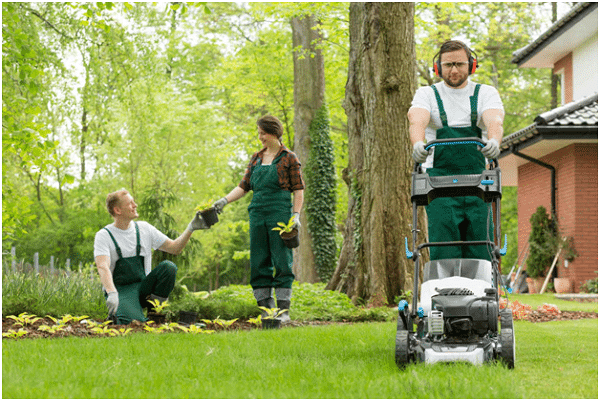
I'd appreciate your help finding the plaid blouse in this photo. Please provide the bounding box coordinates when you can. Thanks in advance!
[238,145,305,192]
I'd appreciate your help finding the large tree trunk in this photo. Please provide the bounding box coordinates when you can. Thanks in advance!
[291,14,325,283]
[327,2,427,306]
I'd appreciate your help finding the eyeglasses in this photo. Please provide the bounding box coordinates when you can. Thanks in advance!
[441,62,468,70]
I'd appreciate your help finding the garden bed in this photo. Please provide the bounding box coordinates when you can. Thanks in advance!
[3,308,597,340]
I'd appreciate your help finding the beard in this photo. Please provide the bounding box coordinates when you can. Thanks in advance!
[443,74,468,88]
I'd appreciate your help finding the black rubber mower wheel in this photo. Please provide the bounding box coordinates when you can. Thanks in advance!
[395,330,411,369]
[499,309,515,369]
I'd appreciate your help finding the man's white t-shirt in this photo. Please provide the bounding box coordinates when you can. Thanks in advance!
[409,80,504,168]
[94,221,169,277]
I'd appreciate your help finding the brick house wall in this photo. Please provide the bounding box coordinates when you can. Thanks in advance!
[517,143,598,291]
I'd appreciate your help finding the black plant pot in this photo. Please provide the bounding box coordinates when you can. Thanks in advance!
[179,311,198,325]
[280,228,299,249]
[147,312,166,324]
[262,318,281,330]
[200,207,219,227]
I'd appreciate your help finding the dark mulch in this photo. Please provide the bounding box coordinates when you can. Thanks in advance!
[522,310,598,323]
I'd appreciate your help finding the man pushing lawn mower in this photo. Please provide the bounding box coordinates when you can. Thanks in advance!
[94,189,209,325]
[396,40,515,368]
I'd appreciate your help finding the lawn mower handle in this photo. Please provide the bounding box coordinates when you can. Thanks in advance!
[413,137,499,172]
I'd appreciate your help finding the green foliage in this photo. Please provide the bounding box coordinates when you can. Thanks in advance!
[2,268,106,320]
[305,104,337,281]
[526,206,557,278]
[580,277,598,294]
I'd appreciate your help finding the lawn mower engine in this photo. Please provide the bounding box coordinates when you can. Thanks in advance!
[429,287,498,338]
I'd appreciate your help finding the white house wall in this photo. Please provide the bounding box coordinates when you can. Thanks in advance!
[572,34,598,100]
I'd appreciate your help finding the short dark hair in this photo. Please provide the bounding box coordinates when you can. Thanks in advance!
[438,40,472,60]
[257,115,283,139]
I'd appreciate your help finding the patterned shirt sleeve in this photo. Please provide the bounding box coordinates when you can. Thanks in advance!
[285,152,305,191]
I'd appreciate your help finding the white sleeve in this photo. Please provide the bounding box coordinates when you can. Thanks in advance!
[93,229,111,258]
[409,86,434,113]
[480,86,504,114]
[140,221,169,250]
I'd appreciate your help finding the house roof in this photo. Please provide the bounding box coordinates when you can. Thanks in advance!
[497,93,598,186]
[499,93,598,155]
[512,2,598,67]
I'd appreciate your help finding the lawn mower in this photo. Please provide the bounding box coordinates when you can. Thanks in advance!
[396,137,515,369]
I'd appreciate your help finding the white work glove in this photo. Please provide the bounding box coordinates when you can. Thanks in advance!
[412,141,429,163]
[106,291,119,316]
[188,212,208,232]
[291,212,301,230]
[213,197,228,214]
[481,138,500,159]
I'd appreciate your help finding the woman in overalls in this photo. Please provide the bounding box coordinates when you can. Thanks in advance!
[213,115,304,322]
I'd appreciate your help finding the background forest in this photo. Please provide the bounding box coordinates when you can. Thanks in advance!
[3,2,571,294]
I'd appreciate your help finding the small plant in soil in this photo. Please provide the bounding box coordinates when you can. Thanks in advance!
[259,307,287,320]
[7,312,43,327]
[271,215,296,235]
[194,200,215,212]
[2,329,28,339]
[148,299,169,314]
[248,316,262,327]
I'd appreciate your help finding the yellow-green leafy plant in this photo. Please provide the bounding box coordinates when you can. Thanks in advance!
[112,327,132,336]
[259,307,287,320]
[38,324,67,334]
[148,299,169,314]
[271,215,296,235]
[248,316,262,327]
[2,329,28,339]
[7,312,42,327]
[178,324,215,334]
[194,200,215,212]
[58,314,89,324]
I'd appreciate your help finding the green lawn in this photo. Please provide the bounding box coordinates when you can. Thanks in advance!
[3,317,597,398]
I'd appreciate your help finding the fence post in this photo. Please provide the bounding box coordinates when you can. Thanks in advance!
[50,256,55,274]
[11,247,16,273]
[34,252,39,274]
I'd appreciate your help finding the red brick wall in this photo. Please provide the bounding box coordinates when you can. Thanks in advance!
[517,143,598,292]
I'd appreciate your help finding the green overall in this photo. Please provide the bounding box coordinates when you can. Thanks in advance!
[104,222,177,324]
[425,84,493,261]
[248,154,294,289]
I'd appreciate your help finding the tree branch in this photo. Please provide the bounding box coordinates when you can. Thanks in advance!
[25,6,74,40]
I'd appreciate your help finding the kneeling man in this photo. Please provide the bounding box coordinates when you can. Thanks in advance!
[94,189,207,324]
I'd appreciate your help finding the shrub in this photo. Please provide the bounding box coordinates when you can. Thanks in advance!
[580,277,598,294]
[526,206,557,278]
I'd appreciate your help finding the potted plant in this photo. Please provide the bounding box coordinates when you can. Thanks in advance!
[526,206,558,293]
[147,299,169,324]
[259,307,287,329]
[195,200,219,227]
[272,215,299,249]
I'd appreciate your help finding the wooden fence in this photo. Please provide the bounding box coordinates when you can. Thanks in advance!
[4,247,96,281]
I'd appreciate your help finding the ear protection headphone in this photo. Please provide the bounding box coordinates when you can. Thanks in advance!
[433,41,478,77]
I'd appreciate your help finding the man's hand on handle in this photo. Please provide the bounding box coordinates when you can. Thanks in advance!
[412,141,429,163]
[481,138,500,159]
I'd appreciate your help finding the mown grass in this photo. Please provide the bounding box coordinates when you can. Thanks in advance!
[3,318,597,398]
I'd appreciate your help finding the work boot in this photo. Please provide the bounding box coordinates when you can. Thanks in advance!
[275,288,292,323]
[253,288,276,318]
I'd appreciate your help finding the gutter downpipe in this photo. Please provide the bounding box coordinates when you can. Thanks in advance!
[510,145,557,220]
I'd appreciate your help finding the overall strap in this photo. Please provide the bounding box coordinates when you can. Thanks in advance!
[431,85,448,127]
[134,222,141,257]
[104,227,123,259]
[103,222,141,258]
[469,84,481,127]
